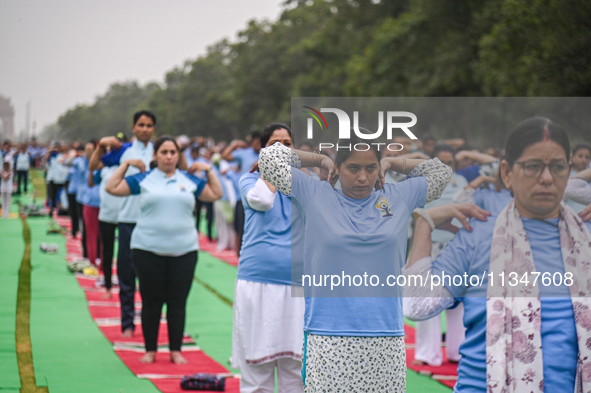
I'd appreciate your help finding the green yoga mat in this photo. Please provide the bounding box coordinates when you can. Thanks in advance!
[0,219,24,390]
[27,217,160,393]
[194,251,237,304]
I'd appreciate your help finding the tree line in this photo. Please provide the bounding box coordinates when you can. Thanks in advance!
[50,0,591,146]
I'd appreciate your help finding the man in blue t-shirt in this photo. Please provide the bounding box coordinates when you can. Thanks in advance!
[89,110,156,338]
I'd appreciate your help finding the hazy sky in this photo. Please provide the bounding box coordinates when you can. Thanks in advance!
[0,0,284,138]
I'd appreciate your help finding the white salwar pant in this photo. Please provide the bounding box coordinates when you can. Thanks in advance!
[2,192,12,218]
[414,240,466,366]
[414,303,465,365]
[213,201,235,251]
[232,279,305,393]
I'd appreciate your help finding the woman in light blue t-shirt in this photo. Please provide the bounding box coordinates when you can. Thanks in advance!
[232,123,307,393]
[405,117,591,393]
[258,132,452,392]
[106,135,222,365]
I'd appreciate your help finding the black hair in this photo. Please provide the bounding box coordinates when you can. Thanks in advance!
[335,131,383,168]
[133,110,157,126]
[299,142,315,150]
[572,143,591,156]
[260,122,292,148]
[422,133,437,143]
[431,143,456,159]
[504,117,570,167]
[251,131,262,140]
[149,135,179,170]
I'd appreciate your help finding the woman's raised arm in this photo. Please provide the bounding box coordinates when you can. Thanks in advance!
[258,142,334,196]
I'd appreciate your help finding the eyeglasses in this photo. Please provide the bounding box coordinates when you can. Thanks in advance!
[514,160,571,178]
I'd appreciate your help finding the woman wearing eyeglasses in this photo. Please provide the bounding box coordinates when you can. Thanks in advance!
[404,117,591,393]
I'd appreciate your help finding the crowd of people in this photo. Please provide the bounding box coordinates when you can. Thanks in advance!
[2,111,591,392]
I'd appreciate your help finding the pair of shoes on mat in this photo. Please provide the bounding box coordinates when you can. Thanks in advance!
[40,243,59,253]
[67,259,91,273]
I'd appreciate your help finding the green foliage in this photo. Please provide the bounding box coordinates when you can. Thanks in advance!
[55,0,591,143]
[57,81,158,141]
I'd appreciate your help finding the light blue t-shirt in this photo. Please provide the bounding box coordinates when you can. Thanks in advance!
[432,216,591,393]
[47,154,69,184]
[93,166,122,224]
[233,147,259,176]
[237,172,295,285]
[16,153,30,171]
[566,170,590,213]
[473,187,513,215]
[102,140,154,223]
[292,169,428,336]
[125,168,206,255]
[80,167,100,207]
[74,157,89,204]
[66,156,85,195]
[428,172,468,243]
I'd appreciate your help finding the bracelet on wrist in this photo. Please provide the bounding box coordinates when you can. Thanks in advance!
[413,208,436,231]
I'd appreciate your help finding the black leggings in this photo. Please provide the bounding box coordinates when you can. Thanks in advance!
[68,194,80,237]
[131,249,197,352]
[99,221,117,289]
[195,200,214,241]
[47,182,64,215]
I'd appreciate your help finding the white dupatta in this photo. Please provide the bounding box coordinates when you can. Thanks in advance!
[487,201,591,393]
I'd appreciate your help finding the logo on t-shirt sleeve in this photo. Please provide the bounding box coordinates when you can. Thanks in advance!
[375,197,393,217]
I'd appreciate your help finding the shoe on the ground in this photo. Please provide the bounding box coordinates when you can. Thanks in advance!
[67,259,91,273]
[40,243,59,253]
[94,276,106,288]
[82,266,99,276]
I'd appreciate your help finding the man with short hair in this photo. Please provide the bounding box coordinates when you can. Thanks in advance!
[90,110,156,338]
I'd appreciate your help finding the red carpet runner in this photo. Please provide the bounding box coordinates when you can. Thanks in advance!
[52,214,239,393]
[404,325,458,389]
[54,213,458,391]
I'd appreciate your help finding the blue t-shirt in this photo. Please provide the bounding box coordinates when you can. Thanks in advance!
[47,154,69,184]
[93,167,122,224]
[74,157,89,204]
[566,170,590,213]
[457,165,480,183]
[427,172,468,243]
[432,216,591,393]
[68,157,86,194]
[80,167,100,207]
[102,140,154,223]
[125,168,206,255]
[237,172,294,285]
[473,187,513,215]
[226,170,241,202]
[233,147,259,176]
[292,169,428,336]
